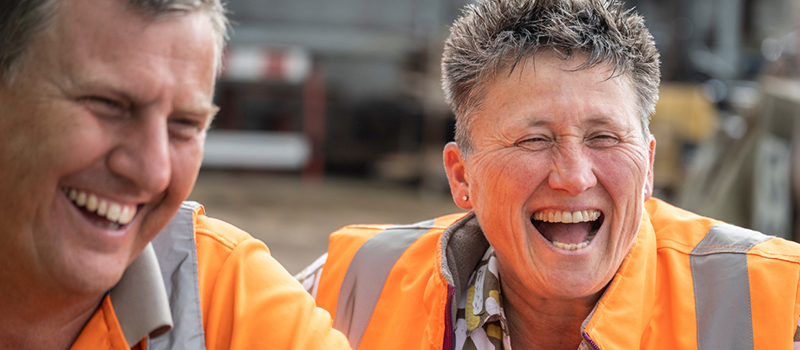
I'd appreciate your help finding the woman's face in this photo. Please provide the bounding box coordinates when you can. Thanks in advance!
[444,51,655,300]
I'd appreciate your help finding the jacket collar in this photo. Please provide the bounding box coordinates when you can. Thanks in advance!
[439,212,490,324]
[582,210,658,349]
[436,210,658,350]
[109,243,174,346]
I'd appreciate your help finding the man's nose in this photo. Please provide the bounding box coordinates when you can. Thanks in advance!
[547,146,597,196]
[107,114,171,194]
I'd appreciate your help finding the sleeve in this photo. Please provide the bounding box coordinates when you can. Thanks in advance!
[196,233,351,350]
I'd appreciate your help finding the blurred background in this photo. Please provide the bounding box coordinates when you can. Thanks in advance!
[187,0,800,274]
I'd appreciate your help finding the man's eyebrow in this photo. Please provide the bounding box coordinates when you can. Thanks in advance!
[179,104,219,129]
[182,104,219,117]
[70,75,220,116]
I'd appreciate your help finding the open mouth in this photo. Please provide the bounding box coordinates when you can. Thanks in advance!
[62,187,138,230]
[531,209,603,251]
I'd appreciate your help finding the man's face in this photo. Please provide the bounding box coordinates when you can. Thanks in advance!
[444,51,655,300]
[0,0,218,294]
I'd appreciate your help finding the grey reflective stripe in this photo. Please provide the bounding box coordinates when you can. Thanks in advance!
[690,223,771,350]
[334,220,436,349]
[148,201,208,350]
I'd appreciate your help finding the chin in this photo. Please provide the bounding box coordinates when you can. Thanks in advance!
[543,271,608,300]
[55,248,134,295]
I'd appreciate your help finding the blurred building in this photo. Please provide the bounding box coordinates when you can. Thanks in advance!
[204,0,800,240]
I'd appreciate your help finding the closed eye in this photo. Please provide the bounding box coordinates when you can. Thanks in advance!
[517,136,551,151]
[81,96,128,119]
[585,133,619,148]
[168,115,208,140]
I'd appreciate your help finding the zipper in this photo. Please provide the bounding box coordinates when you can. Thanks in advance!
[442,285,455,350]
[582,331,601,350]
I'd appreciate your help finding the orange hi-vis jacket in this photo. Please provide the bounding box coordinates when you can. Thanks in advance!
[70,201,350,350]
[312,198,800,350]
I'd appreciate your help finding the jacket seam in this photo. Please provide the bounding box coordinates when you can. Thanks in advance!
[194,227,239,251]
[746,250,800,264]
[655,238,695,250]
[342,224,447,231]
[658,245,800,262]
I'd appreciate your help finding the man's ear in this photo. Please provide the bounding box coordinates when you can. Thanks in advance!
[644,135,656,201]
[443,142,472,209]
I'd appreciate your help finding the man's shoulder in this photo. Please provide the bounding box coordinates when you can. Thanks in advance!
[191,207,255,251]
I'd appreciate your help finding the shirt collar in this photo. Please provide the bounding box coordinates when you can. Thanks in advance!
[109,243,173,346]
[464,246,506,334]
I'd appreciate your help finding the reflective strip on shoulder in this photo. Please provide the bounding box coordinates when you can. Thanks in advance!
[148,201,208,350]
[690,223,771,350]
[334,219,436,349]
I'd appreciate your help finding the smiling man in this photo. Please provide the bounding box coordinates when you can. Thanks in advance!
[0,0,350,349]
[297,0,800,349]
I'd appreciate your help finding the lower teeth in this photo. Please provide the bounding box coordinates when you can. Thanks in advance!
[552,234,595,251]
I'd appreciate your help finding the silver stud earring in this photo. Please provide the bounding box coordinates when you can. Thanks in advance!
[462,195,469,201]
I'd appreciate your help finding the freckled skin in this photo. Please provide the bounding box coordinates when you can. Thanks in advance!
[0,0,217,310]
[444,50,656,346]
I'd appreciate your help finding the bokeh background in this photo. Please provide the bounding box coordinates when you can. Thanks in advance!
[188,0,800,274]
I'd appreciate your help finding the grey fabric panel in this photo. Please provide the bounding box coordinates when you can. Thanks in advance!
[148,201,208,350]
[110,243,173,346]
[439,213,488,324]
[690,223,771,350]
[334,219,436,349]
[692,223,771,256]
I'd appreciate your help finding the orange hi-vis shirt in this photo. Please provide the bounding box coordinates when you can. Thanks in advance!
[313,198,800,350]
[70,203,351,350]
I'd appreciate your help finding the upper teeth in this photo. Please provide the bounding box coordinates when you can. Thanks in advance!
[65,188,137,225]
[532,209,601,223]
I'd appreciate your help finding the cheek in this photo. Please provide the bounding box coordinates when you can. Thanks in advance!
[167,140,204,199]
[472,154,544,204]
[593,149,649,199]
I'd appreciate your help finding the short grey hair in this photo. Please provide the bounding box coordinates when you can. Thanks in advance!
[0,0,229,85]
[442,0,660,155]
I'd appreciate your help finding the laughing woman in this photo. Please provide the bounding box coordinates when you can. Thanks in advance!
[298,0,800,349]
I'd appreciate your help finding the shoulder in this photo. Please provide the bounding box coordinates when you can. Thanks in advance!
[180,204,352,349]
[191,205,259,252]
[316,213,467,314]
[326,213,467,263]
[646,198,800,262]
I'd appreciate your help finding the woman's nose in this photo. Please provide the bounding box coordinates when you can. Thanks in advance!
[547,147,597,195]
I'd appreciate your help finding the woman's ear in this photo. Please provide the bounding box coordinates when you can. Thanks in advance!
[444,142,472,209]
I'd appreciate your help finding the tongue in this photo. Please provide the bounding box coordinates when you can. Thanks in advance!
[533,222,592,244]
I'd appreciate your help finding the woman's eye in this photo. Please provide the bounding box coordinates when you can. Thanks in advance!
[587,134,619,147]
[517,136,550,151]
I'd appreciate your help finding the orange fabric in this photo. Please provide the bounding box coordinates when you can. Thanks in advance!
[748,238,800,350]
[71,206,351,350]
[358,214,466,349]
[192,206,350,349]
[316,199,800,350]
[70,296,137,350]
[317,213,467,350]
[316,224,394,319]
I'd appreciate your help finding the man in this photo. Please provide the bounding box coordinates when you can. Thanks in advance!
[0,0,350,349]
[298,0,800,349]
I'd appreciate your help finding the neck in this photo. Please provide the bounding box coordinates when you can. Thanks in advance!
[0,263,104,350]
[501,275,601,350]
